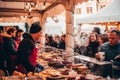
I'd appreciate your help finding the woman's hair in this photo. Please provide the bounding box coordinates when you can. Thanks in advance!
[7,27,16,35]
[89,32,99,42]
[16,29,23,37]
[100,33,108,43]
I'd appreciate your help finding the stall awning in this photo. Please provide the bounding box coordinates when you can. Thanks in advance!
[76,0,120,24]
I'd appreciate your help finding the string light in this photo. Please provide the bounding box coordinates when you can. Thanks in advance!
[115,22,118,24]
[13,17,16,19]
[42,1,46,9]
[25,2,35,12]
[20,16,27,19]
[0,18,2,20]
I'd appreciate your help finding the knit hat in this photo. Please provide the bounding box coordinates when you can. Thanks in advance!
[30,22,42,34]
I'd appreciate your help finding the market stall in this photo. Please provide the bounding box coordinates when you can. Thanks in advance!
[76,0,120,31]
[0,46,106,80]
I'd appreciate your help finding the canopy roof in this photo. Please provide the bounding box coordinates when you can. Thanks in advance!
[76,0,120,24]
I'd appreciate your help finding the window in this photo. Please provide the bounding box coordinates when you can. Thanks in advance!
[86,7,92,14]
[75,8,81,14]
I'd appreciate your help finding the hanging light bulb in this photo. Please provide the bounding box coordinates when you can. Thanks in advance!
[42,1,46,9]
[0,17,2,21]
[115,22,118,24]
[29,8,32,12]
[13,17,16,19]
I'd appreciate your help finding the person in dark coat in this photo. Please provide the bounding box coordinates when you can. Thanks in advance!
[59,34,66,50]
[83,32,100,57]
[3,28,17,75]
[15,29,24,47]
[15,22,44,73]
[0,32,6,73]
[96,30,120,61]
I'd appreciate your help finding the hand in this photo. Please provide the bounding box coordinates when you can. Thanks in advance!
[35,67,41,73]
[114,54,120,60]
[36,63,44,71]
[95,53,100,59]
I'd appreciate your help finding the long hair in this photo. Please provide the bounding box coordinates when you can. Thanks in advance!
[89,32,99,44]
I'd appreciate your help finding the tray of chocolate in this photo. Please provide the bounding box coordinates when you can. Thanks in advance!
[46,71,65,80]
[46,76,65,80]
[0,77,4,80]
[48,62,64,68]
[25,76,43,80]
[71,63,83,70]
[45,47,53,52]
[5,76,23,80]
[58,68,71,75]
[85,74,104,80]
[62,61,72,66]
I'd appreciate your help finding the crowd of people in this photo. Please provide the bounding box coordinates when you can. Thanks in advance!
[45,27,120,63]
[0,24,120,77]
[45,34,66,50]
[74,27,120,62]
[75,27,120,77]
[0,22,44,76]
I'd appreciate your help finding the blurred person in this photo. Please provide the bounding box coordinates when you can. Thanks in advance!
[99,33,109,45]
[3,27,17,75]
[0,30,6,74]
[79,32,88,46]
[53,35,60,48]
[45,34,60,48]
[82,32,100,75]
[15,22,44,73]
[14,29,24,48]
[96,30,120,61]
[0,30,3,35]
[46,35,56,47]
[95,30,120,78]
[74,44,81,54]
[78,32,88,54]
[0,29,13,75]
[15,29,24,44]
[83,32,100,57]
[92,27,101,35]
[59,34,66,50]
[45,33,49,45]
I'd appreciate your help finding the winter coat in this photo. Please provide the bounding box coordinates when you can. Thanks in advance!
[15,33,38,72]
[84,42,100,57]
[3,36,17,75]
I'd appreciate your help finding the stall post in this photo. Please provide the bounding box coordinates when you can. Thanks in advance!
[63,0,76,62]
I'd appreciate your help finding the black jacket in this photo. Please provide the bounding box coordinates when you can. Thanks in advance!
[0,36,6,71]
[15,33,35,72]
[84,42,100,57]
[3,36,17,75]
[59,40,65,50]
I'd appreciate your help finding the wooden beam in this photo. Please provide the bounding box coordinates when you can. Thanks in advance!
[0,12,41,17]
[44,2,60,13]
[0,8,40,13]
[0,8,41,17]
[1,0,36,2]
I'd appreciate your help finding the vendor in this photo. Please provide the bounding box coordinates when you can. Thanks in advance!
[15,22,44,73]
